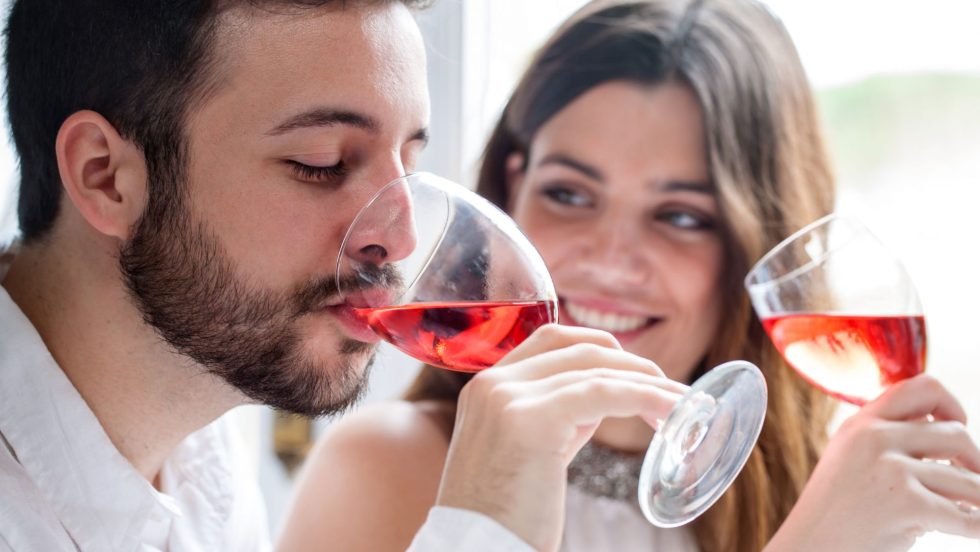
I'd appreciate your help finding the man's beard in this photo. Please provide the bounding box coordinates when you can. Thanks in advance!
[118,182,376,417]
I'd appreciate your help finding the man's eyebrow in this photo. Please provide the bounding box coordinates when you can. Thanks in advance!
[267,108,379,136]
[537,153,604,182]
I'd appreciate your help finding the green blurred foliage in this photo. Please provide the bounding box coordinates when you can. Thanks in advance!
[817,73,980,188]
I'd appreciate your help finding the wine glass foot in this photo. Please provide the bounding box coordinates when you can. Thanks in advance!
[638,361,767,527]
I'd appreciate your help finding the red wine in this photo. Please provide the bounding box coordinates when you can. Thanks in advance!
[354,300,557,372]
[763,314,926,405]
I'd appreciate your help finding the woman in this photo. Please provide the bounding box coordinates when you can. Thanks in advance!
[279,1,980,550]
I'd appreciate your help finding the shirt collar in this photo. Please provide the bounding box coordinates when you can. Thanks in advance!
[0,272,168,551]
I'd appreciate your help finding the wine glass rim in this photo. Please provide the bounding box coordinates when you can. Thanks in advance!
[335,171,558,306]
[335,171,454,302]
[743,213,860,291]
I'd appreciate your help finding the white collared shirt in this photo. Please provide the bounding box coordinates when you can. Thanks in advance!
[0,251,534,552]
[0,262,272,551]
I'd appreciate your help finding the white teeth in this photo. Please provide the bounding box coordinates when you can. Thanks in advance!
[564,302,650,333]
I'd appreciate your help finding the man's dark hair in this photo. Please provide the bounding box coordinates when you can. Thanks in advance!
[3,0,429,243]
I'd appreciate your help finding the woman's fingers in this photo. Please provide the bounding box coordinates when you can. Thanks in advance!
[773,376,980,551]
[864,375,967,423]
[913,478,980,538]
[914,457,980,507]
[895,420,980,474]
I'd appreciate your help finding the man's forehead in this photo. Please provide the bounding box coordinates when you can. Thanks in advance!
[183,1,428,139]
[208,2,421,85]
[213,3,360,61]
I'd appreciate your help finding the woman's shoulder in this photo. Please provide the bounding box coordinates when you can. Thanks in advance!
[278,400,455,551]
[311,399,454,475]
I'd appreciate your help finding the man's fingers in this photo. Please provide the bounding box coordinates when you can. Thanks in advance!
[499,340,670,383]
[497,324,622,366]
[512,367,688,401]
[522,377,681,430]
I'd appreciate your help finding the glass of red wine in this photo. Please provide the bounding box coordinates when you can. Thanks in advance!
[338,171,767,527]
[336,171,558,372]
[745,214,927,406]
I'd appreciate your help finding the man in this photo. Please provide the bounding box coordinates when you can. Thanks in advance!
[0,1,680,550]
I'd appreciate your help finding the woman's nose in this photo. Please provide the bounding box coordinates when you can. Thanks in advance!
[575,218,651,286]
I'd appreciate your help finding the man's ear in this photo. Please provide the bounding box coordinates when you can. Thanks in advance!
[504,151,526,213]
[55,110,148,240]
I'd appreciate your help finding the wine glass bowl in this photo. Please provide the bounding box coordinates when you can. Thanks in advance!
[336,172,558,372]
[745,214,927,405]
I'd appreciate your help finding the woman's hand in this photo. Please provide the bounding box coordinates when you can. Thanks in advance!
[435,324,688,552]
[766,375,980,552]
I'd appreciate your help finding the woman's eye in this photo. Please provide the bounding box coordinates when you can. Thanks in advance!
[541,185,593,208]
[658,210,714,230]
[286,160,349,184]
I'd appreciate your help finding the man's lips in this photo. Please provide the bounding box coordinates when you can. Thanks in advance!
[324,303,382,344]
[328,286,400,309]
[320,285,403,345]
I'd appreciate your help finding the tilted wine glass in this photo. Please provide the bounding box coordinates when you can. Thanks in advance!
[745,214,926,406]
[337,171,768,527]
[336,171,557,372]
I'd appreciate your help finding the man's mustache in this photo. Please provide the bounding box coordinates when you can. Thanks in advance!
[293,263,405,315]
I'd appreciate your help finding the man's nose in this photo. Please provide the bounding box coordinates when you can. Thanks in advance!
[344,176,418,268]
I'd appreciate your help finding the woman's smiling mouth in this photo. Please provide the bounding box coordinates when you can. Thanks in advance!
[560,297,661,336]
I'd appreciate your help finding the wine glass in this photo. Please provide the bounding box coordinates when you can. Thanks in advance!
[748,215,980,524]
[337,171,768,527]
[336,171,558,372]
[744,214,927,406]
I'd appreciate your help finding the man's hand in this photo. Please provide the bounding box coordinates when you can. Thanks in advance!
[435,324,688,551]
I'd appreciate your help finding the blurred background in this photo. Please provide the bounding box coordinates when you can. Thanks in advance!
[1,0,977,549]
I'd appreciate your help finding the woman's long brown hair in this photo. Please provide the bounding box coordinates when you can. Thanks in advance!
[406,1,837,550]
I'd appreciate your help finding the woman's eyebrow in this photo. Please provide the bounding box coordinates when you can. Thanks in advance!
[537,153,605,182]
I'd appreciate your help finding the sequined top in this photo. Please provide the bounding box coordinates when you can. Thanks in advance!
[563,441,698,552]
